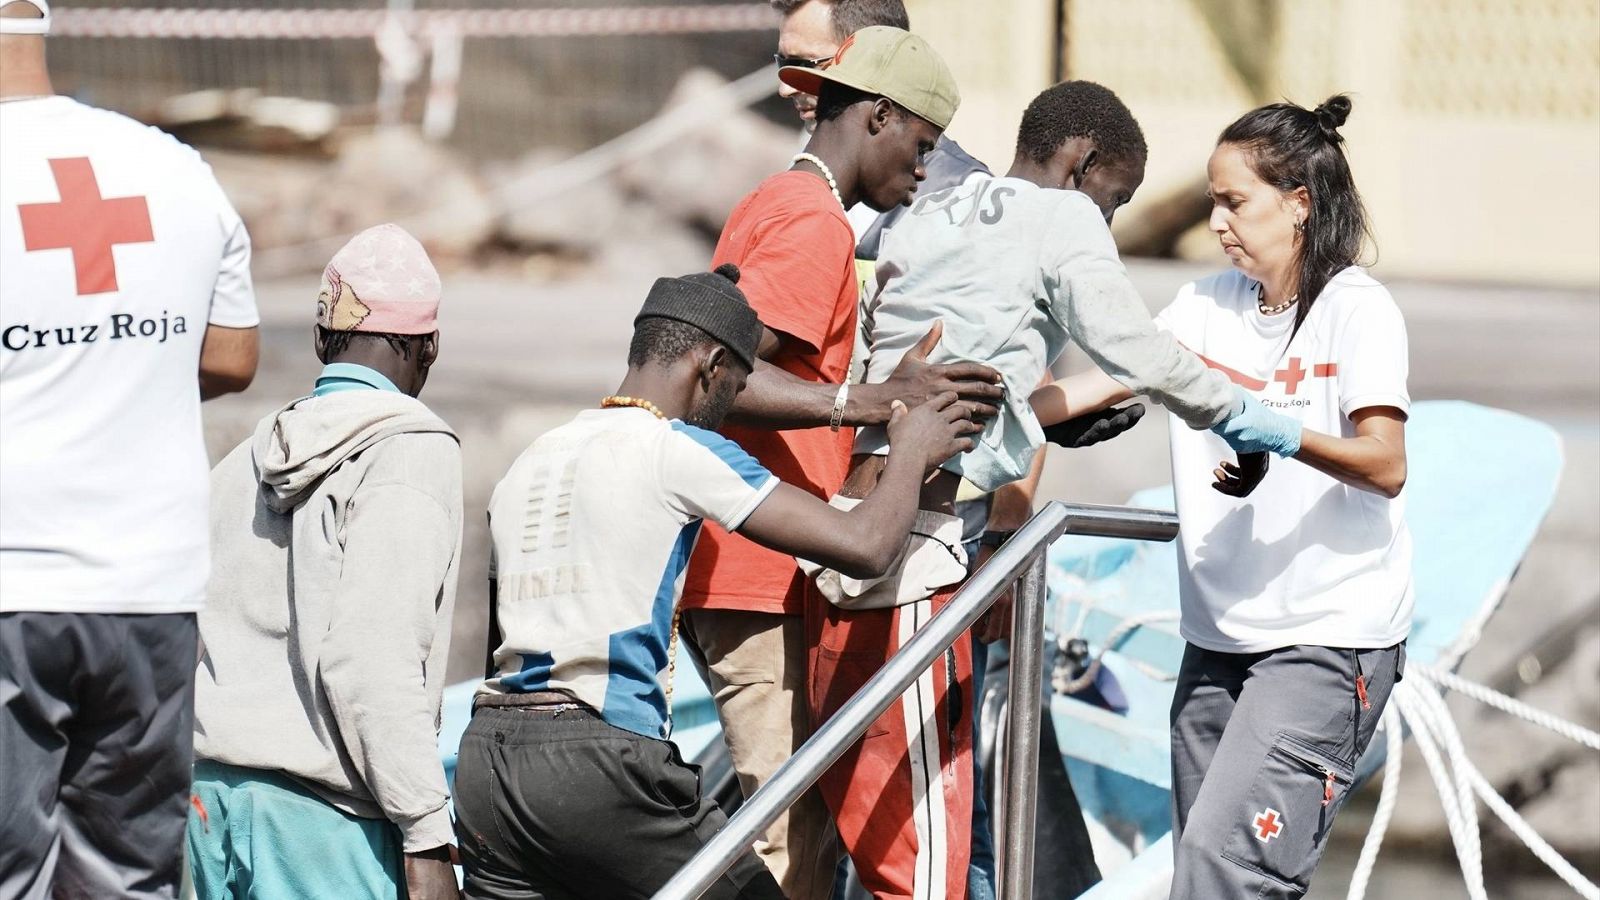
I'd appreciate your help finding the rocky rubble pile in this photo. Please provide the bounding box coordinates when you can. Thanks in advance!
[195,69,795,279]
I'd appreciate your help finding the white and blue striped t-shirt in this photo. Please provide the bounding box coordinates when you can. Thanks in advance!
[482,406,777,738]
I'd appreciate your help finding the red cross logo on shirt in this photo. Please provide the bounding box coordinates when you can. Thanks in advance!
[1198,352,1334,393]
[1270,357,1341,395]
[18,157,154,296]
[1274,357,1307,394]
[1253,808,1284,843]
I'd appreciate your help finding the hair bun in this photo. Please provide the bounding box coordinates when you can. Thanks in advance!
[1313,94,1352,142]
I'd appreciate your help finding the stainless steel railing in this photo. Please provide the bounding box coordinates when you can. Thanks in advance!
[653,500,1179,900]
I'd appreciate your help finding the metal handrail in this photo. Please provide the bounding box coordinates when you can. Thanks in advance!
[997,549,1049,899]
[653,501,1179,900]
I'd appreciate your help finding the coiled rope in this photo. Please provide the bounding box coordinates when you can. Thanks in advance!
[1346,664,1600,900]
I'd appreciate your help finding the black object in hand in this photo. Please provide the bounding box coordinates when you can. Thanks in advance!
[1042,402,1146,449]
[1213,451,1269,497]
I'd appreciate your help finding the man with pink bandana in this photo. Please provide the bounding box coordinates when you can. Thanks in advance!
[189,224,462,900]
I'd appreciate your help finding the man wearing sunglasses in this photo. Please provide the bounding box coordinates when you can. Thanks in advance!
[773,0,989,271]
[770,5,1047,897]
[678,26,973,900]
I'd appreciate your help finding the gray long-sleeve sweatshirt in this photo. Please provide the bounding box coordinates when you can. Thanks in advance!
[853,176,1238,492]
[194,390,462,851]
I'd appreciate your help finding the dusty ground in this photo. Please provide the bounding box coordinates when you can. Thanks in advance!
[200,257,1599,898]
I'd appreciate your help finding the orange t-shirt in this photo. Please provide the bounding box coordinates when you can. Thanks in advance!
[680,171,859,616]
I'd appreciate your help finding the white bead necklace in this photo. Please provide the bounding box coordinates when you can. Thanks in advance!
[1256,283,1299,316]
[793,152,844,209]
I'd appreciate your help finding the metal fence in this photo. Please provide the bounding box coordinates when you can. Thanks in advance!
[45,1,779,161]
[654,501,1183,900]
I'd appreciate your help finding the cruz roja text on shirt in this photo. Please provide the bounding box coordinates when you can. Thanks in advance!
[2,310,189,352]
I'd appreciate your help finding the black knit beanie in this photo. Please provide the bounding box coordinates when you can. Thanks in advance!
[634,263,764,370]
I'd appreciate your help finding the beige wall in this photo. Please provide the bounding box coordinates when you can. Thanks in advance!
[906,0,1600,288]
[905,0,1056,173]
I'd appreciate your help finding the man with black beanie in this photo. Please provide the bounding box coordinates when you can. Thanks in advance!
[452,265,980,900]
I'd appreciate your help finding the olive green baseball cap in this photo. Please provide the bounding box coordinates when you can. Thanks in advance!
[778,26,960,130]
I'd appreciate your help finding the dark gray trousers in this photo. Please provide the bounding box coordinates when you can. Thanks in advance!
[0,611,199,900]
[1169,641,1405,899]
[453,705,783,900]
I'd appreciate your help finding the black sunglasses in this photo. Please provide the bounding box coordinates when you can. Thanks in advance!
[773,53,835,70]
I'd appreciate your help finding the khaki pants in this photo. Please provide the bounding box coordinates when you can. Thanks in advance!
[681,608,840,900]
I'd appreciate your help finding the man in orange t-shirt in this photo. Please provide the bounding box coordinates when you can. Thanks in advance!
[676,27,983,900]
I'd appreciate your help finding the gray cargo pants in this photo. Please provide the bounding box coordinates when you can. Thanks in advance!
[0,612,199,900]
[1169,641,1405,898]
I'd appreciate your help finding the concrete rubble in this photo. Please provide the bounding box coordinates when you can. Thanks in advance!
[312,127,496,261]
[153,89,341,157]
[193,68,793,278]
[614,67,797,237]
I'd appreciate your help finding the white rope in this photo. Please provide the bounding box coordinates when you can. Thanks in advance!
[1050,610,1178,694]
[1409,662,1600,751]
[1049,604,1600,898]
[1345,705,1405,900]
[1395,682,1489,900]
[1414,669,1600,898]
[1062,579,1093,644]
[1345,670,1600,900]
[1466,763,1600,899]
[1412,680,1487,882]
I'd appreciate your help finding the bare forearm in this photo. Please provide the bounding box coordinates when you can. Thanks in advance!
[726,362,894,429]
[738,390,978,577]
[727,335,1005,430]
[1294,430,1406,498]
[199,324,258,400]
[200,371,250,400]
[740,452,924,579]
[831,451,925,575]
[1030,369,1132,427]
[726,361,832,428]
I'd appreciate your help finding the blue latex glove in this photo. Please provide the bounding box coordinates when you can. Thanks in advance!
[1210,387,1303,457]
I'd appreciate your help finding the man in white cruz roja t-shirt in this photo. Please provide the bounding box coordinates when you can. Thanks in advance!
[0,3,259,896]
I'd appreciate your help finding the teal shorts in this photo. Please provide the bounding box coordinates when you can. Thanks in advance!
[187,760,405,900]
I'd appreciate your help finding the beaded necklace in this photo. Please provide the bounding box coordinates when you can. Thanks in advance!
[600,394,667,419]
[599,395,684,734]
[1256,283,1299,316]
[792,152,845,209]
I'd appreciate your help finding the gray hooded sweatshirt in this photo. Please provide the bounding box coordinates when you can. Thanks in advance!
[194,390,462,851]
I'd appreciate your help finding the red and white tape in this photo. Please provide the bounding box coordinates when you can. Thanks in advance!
[50,5,777,40]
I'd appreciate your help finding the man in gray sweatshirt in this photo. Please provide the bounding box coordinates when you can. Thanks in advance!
[188,224,462,900]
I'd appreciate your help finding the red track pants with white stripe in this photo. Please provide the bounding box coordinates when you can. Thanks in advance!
[805,582,972,900]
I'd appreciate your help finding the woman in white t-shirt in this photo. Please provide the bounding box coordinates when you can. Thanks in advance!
[1041,95,1410,898]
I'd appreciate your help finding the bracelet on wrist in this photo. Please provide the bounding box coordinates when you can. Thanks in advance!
[829,382,849,432]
